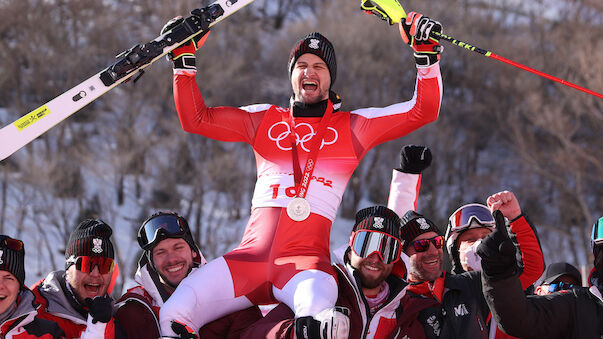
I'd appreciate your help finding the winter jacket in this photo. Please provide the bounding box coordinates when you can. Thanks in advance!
[114,257,263,338]
[393,270,490,339]
[31,271,122,339]
[482,270,603,339]
[0,289,64,338]
[242,245,409,339]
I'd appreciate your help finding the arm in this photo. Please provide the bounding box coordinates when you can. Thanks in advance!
[482,273,574,338]
[173,74,265,143]
[487,191,545,289]
[240,304,295,339]
[350,65,442,157]
[387,145,432,216]
[508,215,545,289]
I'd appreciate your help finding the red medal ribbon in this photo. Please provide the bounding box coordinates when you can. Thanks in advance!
[283,101,334,199]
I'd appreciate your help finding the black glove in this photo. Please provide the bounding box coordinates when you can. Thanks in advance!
[397,145,432,174]
[160,16,210,71]
[476,210,517,281]
[85,295,113,324]
[170,321,199,339]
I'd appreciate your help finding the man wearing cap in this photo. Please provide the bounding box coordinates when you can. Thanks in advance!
[114,212,262,338]
[478,216,603,338]
[160,10,444,338]
[31,219,123,338]
[535,262,582,295]
[242,206,409,339]
[0,234,64,338]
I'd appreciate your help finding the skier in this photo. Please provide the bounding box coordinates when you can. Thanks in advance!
[31,219,123,338]
[241,145,433,338]
[0,235,64,338]
[114,212,262,338]
[159,10,444,338]
[478,215,603,338]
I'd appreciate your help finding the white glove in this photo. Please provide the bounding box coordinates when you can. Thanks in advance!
[462,240,483,272]
[314,306,350,339]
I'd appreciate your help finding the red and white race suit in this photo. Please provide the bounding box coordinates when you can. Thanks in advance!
[159,64,442,335]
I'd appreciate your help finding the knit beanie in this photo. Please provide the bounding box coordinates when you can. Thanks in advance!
[288,32,337,86]
[399,210,441,249]
[0,235,25,288]
[65,219,115,263]
[353,206,402,241]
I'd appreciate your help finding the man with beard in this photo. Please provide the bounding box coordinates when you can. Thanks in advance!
[242,206,409,339]
[393,190,539,339]
[478,215,603,338]
[159,10,444,338]
[31,219,123,338]
[115,212,262,338]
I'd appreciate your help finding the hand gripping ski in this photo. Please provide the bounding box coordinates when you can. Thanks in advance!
[0,0,255,161]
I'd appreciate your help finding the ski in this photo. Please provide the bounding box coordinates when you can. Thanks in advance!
[0,0,255,161]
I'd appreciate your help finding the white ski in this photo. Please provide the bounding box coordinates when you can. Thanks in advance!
[0,0,255,161]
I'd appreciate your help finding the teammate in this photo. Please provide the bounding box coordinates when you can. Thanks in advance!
[159,10,444,338]
[114,212,262,338]
[0,235,64,338]
[478,215,603,338]
[535,262,582,295]
[31,219,123,338]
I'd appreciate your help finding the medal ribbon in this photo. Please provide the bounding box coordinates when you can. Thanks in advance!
[283,101,334,199]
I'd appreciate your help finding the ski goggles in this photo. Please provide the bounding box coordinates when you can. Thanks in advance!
[448,204,495,233]
[67,256,115,274]
[137,214,187,250]
[410,235,445,253]
[0,236,23,251]
[547,281,577,293]
[351,230,402,264]
[592,217,603,246]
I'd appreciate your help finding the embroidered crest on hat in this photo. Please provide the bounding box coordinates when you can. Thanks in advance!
[309,39,320,49]
[374,217,385,229]
[418,218,430,230]
[92,238,103,254]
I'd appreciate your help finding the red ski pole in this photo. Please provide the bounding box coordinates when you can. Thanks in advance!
[432,31,603,99]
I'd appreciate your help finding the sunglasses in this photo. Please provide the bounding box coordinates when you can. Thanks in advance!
[547,281,577,293]
[448,204,495,233]
[138,214,187,250]
[411,235,445,253]
[351,230,401,264]
[0,236,23,251]
[68,256,115,274]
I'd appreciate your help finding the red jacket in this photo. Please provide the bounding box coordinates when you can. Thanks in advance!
[0,289,64,339]
[31,271,119,339]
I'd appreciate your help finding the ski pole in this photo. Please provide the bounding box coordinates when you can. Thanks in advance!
[360,0,603,99]
[431,31,603,99]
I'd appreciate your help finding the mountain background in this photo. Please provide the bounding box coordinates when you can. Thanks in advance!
[0,0,601,294]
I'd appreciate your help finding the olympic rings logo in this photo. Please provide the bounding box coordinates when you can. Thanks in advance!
[268,121,338,152]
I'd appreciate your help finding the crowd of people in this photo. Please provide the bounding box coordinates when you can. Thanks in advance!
[3,6,600,339]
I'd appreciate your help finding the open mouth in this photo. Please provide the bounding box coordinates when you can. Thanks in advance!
[0,295,7,301]
[84,283,101,295]
[302,80,318,92]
